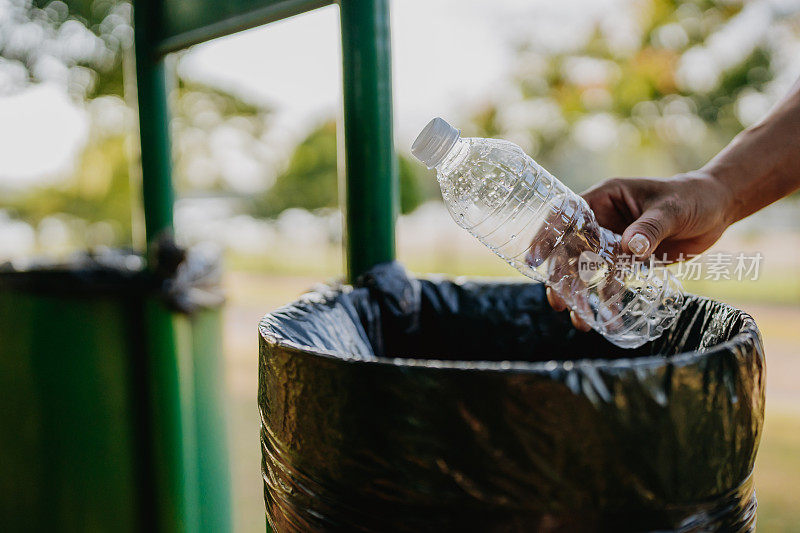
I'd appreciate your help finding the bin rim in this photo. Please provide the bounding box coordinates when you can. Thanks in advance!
[258,288,762,374]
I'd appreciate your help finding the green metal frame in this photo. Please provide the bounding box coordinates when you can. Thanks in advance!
[131,0,397,530]
[135,0,397,276]
[135,3,200,531]
[340,0,397,280]
[158,0,333,54]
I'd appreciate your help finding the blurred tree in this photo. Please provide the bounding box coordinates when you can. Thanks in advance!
[172,75,274,194]
[4,0,797,258]
[0,0,133,254]
[2,76,273,245]
[0,0,130,100]
[398,156,425,215]
[4,131,133,245]
[464,0,798,190]
[252,121,338,217]
[252,119,426,218]
[0,1,279,253]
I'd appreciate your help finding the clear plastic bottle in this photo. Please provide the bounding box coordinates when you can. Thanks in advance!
[411,117,684,348]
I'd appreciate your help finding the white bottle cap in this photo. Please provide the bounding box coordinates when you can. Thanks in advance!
[411,117,460,169]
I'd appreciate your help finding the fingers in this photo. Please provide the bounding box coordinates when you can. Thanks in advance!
[581,179,635,235]
[621,203,681,259]
[547,287,592,331]
[583,177,688,257]
[546,287,566,311]
[570,310,592,332]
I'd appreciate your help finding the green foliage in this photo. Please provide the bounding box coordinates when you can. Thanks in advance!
[172,74,273,193]
[253,121,338,217]
[4,133,134,244]
[2,0,130,99]
[0,72,275,250]
[3,0,796,254]
[398,156,424,215]
[697,46,772,126]
[176,77,265,118]
[252,120,426,218]
[466,0,786,187]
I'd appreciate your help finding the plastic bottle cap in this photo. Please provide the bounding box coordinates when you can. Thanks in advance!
[411,117,460,169]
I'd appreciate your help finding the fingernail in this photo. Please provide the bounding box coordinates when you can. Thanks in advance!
[629,233,651,257]
[570,310,590,332]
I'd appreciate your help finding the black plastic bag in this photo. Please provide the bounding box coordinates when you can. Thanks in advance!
[259,262,765,532]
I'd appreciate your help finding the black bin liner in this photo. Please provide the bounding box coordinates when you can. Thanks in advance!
[258,262,765,532]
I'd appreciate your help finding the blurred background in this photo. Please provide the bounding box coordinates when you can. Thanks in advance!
[1,0,799,530]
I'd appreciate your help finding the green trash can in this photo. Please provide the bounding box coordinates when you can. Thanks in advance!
[0,249,231,532]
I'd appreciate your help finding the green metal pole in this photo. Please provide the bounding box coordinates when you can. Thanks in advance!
[141,299,201,533]
[134,2,200,532]
[134,0,175,245]
[339,0,398,282]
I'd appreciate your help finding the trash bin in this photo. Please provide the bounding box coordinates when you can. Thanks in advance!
[0,247,232,532]
[258,262,765,532]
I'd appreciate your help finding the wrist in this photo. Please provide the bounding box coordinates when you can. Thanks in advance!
[677,169,739,228]
[697,125,775,224]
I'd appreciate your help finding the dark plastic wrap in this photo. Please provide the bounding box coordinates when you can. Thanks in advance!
[0,240,223,311]
[259,262,765,532]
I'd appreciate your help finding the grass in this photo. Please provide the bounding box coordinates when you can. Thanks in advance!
[226,248,800,305]
[754,405,800,532]
[682,275,800,307]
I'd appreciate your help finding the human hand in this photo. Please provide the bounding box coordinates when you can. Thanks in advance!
[547,171,735,330]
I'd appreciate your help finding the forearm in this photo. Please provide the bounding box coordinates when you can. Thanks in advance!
[701,79,800,224]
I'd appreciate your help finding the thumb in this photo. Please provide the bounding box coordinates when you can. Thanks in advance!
[621,206,680,258]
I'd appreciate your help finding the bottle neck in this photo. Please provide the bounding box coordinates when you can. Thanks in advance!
[436,137,470,174]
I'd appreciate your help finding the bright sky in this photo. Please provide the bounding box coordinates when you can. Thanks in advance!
[0,84,88,186]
